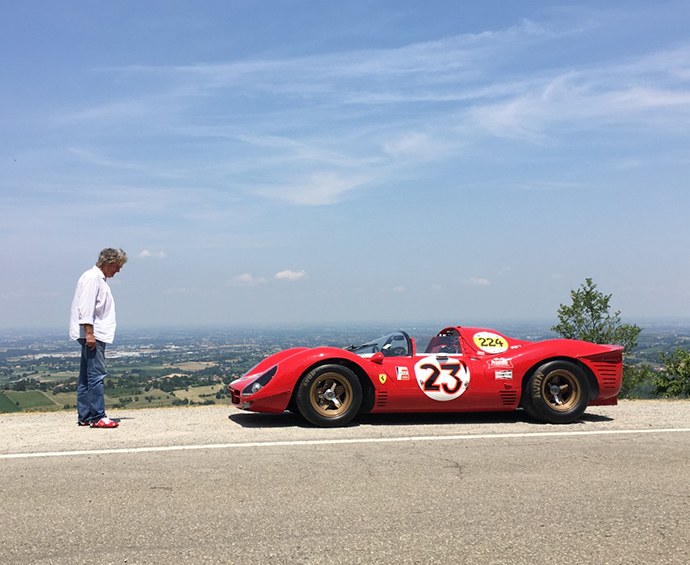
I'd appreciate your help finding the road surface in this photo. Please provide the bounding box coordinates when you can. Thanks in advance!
[1,401,689,564]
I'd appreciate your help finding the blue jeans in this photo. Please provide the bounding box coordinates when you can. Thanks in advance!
[77,339,107,423]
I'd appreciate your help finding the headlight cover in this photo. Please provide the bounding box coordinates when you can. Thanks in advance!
[242,365,277,397]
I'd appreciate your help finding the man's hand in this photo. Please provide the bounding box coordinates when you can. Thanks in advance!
[83,324,97,350]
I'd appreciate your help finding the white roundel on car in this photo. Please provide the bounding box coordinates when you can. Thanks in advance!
[414,356,470,401]
[473,331,509,354]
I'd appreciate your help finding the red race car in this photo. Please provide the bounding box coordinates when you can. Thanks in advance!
[228,326,623,427]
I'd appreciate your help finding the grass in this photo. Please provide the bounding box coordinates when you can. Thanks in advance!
[41,372,79,381]
[0,391,21,413]
[116,389,177,409]
[49,392,79,407]
[4,391,57,409]
[171,362,217,371]
[105,386,145,397]
[0,385,233,413]
[171,384,233,404]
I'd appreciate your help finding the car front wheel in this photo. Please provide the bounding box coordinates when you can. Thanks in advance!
[522,360,590,424]
[296,365,362,427]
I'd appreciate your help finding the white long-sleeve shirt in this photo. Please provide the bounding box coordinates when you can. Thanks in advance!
[69,266,117,344]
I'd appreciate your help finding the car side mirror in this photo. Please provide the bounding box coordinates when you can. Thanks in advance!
[371,352,384,364]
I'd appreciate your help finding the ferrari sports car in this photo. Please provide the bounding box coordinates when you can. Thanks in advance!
[228,326,623,427]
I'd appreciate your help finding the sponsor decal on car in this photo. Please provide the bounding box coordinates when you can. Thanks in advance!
[414,356,470,401]
[396,366,410,380]
[495,370,513,380]
[488,357,513,369]
[473,331,509,354]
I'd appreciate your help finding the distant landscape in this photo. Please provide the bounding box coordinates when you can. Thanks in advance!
[2,320,689,414]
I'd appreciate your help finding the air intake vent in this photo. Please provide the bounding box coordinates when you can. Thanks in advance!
[601,377,618,390]
[593,362,621,390]
[499,390,518,406]
[376,391,388,407]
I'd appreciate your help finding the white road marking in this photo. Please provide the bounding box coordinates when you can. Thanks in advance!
[2,427,690,460]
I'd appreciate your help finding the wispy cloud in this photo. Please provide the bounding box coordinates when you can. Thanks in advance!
[468,46,690,141]
[255,173,371,206]
[514,180,586,192]
[613,159,643,170]
[42,16,690,209]
[164,287,187,295]
[230,273,267,287]
[56,100,150,124]
[2,4,690,327]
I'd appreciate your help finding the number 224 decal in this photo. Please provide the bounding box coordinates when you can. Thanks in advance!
[414,356,470,401]
[473,331,509,354]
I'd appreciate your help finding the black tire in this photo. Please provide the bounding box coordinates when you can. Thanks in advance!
[296,365,362,427]
[521,360,590,424]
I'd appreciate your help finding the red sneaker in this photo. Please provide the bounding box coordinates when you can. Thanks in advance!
[90,417,119,428]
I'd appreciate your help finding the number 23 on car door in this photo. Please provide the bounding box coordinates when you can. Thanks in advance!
[384,355,483,411]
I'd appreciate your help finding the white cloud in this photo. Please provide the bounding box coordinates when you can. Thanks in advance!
[230,273,267,287]
[138,250,167,259]
[274,270,307,281]
[466,278,491,287]
[393,286,407,293]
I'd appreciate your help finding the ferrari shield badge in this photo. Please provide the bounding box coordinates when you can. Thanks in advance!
[379,373,387,384]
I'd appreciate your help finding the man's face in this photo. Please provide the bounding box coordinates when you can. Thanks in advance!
[101,262,123,278]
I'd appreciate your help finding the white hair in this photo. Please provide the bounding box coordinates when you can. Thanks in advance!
[96,248,128,267]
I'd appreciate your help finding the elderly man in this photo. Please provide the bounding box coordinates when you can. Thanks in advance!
[69,248,128,428]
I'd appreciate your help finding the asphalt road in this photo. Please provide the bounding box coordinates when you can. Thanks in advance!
[1,401,690,565]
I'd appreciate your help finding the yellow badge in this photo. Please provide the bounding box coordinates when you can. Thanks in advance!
[379,373,387,384]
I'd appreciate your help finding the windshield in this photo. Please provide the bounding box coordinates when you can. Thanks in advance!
[422,334,462,354]
[346,331,412,357]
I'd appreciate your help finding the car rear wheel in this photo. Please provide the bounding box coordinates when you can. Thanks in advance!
[521,360,590,424]
[296,365,362,427]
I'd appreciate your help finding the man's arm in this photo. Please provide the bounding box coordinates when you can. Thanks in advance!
[76,275,99,349]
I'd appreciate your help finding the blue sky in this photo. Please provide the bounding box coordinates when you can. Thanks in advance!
[2,0,690,330]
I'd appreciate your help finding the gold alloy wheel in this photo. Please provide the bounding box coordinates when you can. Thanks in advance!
[541,368,581,412]
[309,372,354,418]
